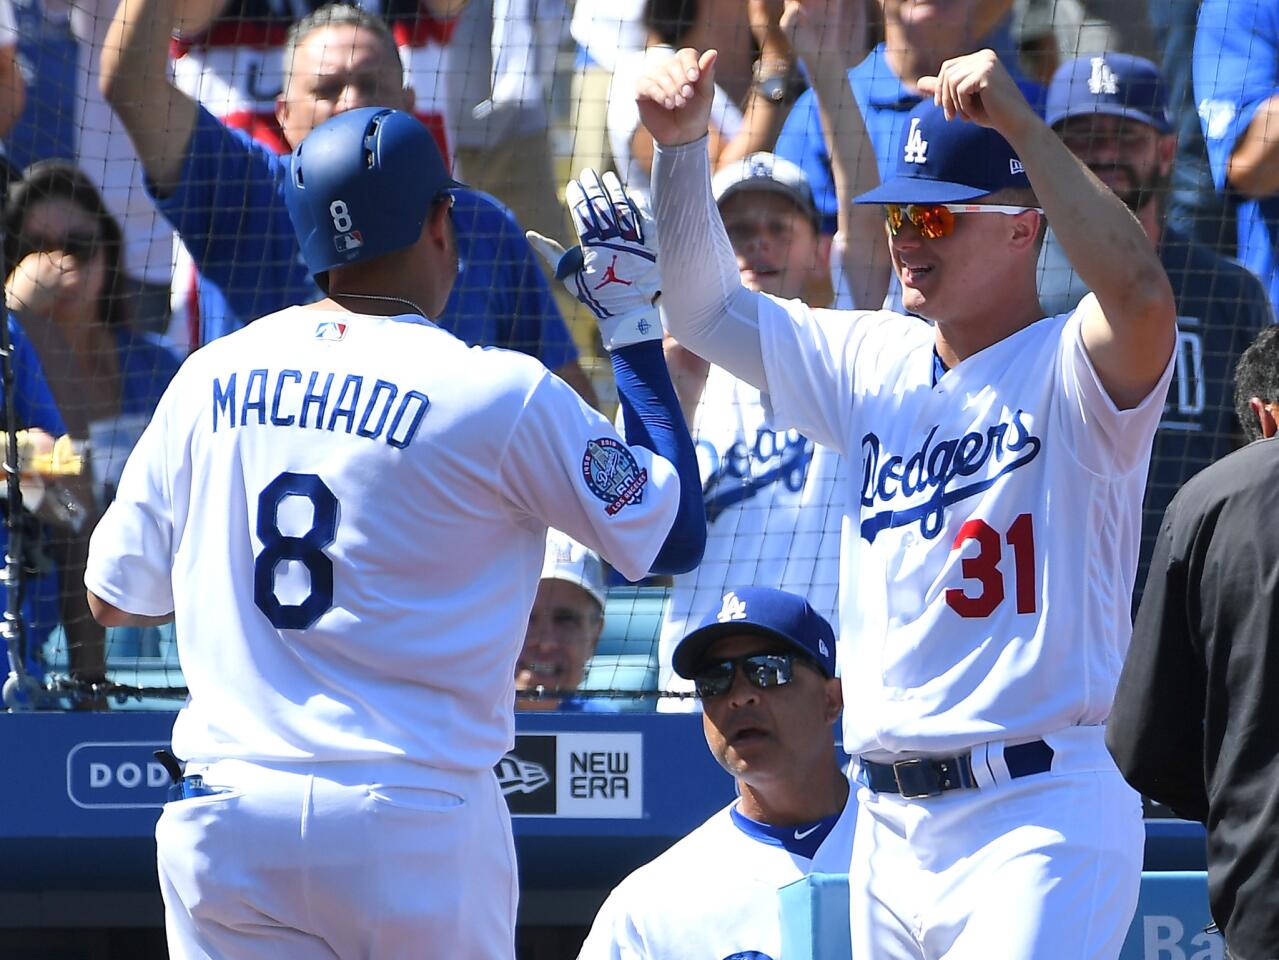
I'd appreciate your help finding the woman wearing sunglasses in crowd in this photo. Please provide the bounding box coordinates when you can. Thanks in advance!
[3,159,182,687]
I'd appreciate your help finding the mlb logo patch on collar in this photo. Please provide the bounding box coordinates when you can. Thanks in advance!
[315,320,348,341]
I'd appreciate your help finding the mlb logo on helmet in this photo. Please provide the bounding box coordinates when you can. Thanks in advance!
[333,231,364,253]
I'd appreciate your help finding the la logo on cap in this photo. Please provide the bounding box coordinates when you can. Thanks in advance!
[717,592,747,623]
[903,117,929,164]
[1088,56,1119,95]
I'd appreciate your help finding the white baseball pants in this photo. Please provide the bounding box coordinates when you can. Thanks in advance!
[156,758,517,959]
[849,726,1145,960]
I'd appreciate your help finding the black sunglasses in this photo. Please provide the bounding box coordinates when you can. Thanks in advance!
[19,228,102,263]
[693,653,813,699]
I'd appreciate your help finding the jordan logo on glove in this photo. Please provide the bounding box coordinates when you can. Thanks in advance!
[594,256,635,289]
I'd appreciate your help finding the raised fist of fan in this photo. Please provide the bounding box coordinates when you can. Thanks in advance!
[527,170,662,352]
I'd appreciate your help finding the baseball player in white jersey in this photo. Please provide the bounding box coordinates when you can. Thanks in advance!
[628,46,1178,959]
[578,586,854,960]
[83,107,705,960]
[656,154,848,709]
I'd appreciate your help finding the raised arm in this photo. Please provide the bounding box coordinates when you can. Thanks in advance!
[638,49,772,391]
[788,0,889,309]
[99,0,200,197]
[923,50,1176,409]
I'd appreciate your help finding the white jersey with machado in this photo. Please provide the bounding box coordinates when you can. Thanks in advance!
[756,299,1173,758]
[658,363,845,701]
[577,795,856,960]
[86,307,679,771]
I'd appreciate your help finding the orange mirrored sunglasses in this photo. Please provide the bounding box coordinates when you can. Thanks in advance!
[884,203,1044,240]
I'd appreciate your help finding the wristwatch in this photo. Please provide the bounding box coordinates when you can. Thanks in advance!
[752,59,805,105]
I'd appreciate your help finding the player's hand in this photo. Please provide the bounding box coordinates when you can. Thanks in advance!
[636,47,719,148]
[528,169,662,351]
[917,49,1038,136]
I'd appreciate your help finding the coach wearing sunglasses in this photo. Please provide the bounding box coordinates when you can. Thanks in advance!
[577,586,853,960]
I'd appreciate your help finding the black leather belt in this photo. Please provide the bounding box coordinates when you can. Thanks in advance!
[859,739,1055,799]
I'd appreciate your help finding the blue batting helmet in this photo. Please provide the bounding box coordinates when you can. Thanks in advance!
[285,107,460,276]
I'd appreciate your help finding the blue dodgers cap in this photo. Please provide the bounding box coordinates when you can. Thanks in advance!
[672,587,836,679]
[1045,54,1171,134]
[855,101,1031,205]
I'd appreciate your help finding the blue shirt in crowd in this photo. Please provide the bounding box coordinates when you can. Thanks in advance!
[777,39,1045,234]
[1,314,67,679]
[1195,0,1279,312]
[154,105,579,370]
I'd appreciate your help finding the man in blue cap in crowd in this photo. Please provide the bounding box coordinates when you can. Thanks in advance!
[1040,53,1275,599]
[577,586,853,960]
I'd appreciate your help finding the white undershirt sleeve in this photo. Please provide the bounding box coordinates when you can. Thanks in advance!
[651,137,770,391]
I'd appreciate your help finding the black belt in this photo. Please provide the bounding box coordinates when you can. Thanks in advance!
[859,739,1055,799]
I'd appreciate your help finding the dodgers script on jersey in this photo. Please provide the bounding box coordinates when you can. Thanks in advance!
[577,797,856,960]
[85,307,680,771]
[658,364,845,701]
[756,299,1173,758]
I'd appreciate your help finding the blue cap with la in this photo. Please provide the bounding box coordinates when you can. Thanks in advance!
[855,100,1031,205]
[672,586,837,679]
[1045,54,1171,133]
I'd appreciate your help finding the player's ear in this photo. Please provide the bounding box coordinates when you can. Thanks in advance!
[1008,211,1040,252]
[1249,396,1279,439]
[823,677,843,725]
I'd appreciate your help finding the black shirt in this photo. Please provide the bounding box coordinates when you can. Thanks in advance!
[1107,437,1279,958]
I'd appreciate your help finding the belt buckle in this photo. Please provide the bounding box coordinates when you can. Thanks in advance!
[892,758,943,799]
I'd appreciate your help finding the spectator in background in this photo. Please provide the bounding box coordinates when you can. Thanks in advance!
[567,0,646,178]
[4,161,181,444]
[656,0,886,709]
[1107,323,1279,960]
[1196,0,1279,314]
[1038,54,1274,596]
[608,0,802,201]
[4,161,180,698]
[776,0,1044,238]
[578,586,853,959]
[1151,0,1237,255]
[449,0,569,245]
[4,0,78,174]
[517,530,609,712]
[0,0,26,187]
[169,0,464,159]
[99,0,598,406]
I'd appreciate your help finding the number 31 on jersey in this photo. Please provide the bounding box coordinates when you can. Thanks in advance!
[945,513,1036,618]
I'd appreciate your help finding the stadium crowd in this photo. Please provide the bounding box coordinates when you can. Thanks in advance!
[2,0,1275,712]
[4,0,1279,956]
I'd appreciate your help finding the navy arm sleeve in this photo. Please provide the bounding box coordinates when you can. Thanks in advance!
[610,340,705,575]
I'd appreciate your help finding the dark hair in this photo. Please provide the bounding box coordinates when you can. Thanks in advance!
[644,0,698,47]
[1233,325,1279,443]
[3,159,132,328]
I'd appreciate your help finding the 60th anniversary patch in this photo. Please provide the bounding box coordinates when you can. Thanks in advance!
[582,438,647,515]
